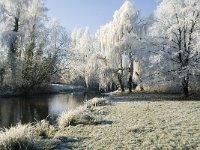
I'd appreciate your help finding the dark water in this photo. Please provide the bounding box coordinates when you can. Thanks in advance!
[0,92,102,127]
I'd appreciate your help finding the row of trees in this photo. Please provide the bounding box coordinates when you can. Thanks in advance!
[0,0,69,95]
[68,0,200,97]
[69,0,142,92]
[0,0,199,97]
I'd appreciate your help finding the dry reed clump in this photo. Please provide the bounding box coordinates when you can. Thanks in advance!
[58,98,110,129]
[0,123,37,150]
[58,105,94,128]
[85,97,109,108]
[35,119,55,138]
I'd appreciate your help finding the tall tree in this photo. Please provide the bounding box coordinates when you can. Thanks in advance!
[96,0,139,92]
[150,0,200,97]
[0,0,69,94]
[22,0,48,83]
[0,0,30,85]
[69,27,94,87]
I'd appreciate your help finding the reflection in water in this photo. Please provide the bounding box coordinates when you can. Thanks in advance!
[48,93,85,117]
[0,92,101,127]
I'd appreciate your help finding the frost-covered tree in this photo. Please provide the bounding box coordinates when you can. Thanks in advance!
[96,0,140,92]
[20,0,49,90]
[0,0,69,94]
[150,0,200,97]
[69,27,94,88]
[0,0,47,85]
[44,19,70,84]
[0,0,31,85]
[23,0,47,72]
[21,19,69,92]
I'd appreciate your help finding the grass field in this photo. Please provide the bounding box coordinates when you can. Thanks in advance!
[55,94,200,149]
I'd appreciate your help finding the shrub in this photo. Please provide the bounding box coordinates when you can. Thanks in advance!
[0,123,37,150]
[58,106,96,128]
[58,98,109,128]
[85,97,109,108]
[35,120,53,138]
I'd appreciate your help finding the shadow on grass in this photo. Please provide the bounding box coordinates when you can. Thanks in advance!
[55,136,91,150]
[96,120,113,125]
[109,93,200,102]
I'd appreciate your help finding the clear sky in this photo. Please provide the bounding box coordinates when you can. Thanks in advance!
[46,0,158,34]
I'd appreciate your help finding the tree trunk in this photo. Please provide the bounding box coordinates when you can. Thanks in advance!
[9,49,17,85]
[118,73,125,92]
[0,68,5,85]
[182,74,189,98]
[9,17,19,85]
[117,55,125,92]
[23,24,36,82]
[128,61,133,93]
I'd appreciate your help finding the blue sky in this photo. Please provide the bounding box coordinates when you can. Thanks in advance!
[46,0,157,34]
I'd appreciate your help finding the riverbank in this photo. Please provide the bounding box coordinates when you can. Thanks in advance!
[1,94,200,149]
[53,94,200,149]
[0,84,87,97]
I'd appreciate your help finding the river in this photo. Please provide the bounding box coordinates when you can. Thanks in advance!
[0,92,102,127]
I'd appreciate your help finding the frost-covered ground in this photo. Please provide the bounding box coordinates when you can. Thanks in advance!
[54,94,200,149]
[1,94,200,149]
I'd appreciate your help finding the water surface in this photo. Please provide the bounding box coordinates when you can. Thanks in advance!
[0,92,102,127]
